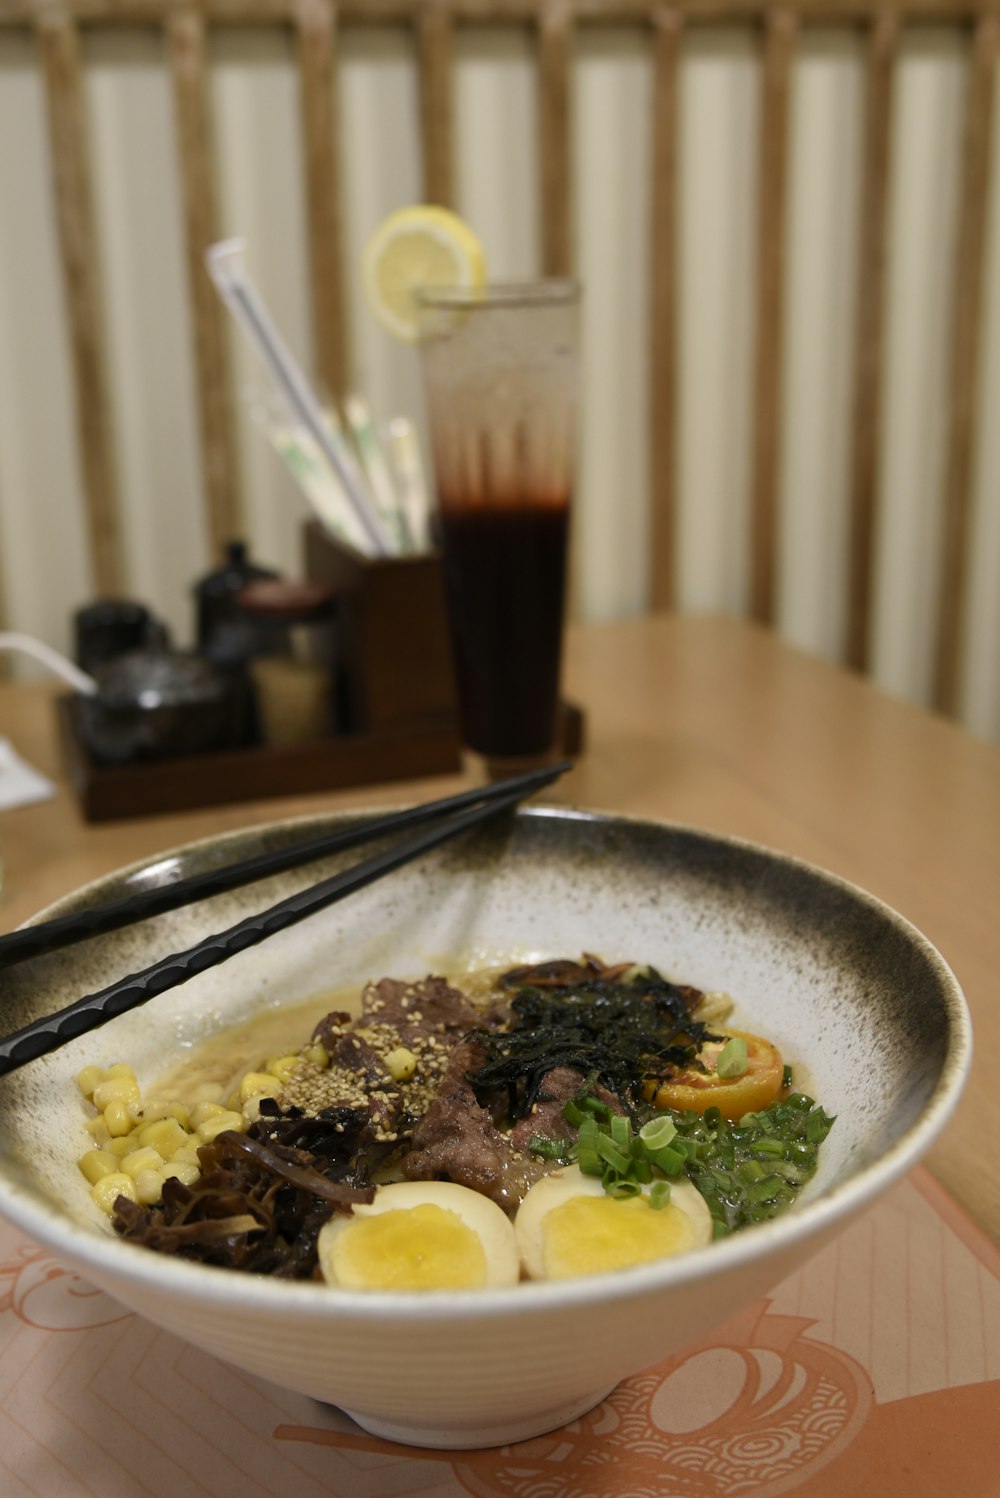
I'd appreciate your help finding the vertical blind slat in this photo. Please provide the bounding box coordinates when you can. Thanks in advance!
[538,0,572,276]
[846,10,897,672]
[650,7,682,611]
[297,0,347,400]
[167,7,242,558]
[933,14,999,716]
[38,12,124,596]
[750,8,796,624]
[418,5,454,206]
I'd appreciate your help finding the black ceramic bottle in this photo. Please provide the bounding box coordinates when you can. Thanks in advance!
[192,540,280,745]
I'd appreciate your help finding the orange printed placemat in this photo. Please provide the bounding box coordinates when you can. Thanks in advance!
[2,1167,998,1498]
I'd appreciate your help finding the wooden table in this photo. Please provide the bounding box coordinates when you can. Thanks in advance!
[1,614,996,1246]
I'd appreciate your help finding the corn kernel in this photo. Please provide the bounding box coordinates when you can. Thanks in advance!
[130,1098,169,1123]
[134,1169,165,1205]
[170,1140,202,1167]
[120,1146,162,1179]
[385,1046,418,1082]
[241,1097,264,1126]
[84,1116,112,1145]
[76,1064,105,1098]
[266,1055,300,1084]
[92,1076,141,1110]
[239,1072,278,1104]
[162,1161,200,1187]
[190,1101,227,1129]
[137,1100,191,1130]
[107,1132,138,1157]
[196,1109,245,1143]
[104,1100,135,1137]
[138,1117,188,1158]
[103,1063,136,1080]
[303,1042,329,1068]
[91,1172,137,1216]
[78,1148,118,1185]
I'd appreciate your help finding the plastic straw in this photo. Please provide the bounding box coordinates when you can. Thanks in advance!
[0,634,98,696]
[205,240,392,557]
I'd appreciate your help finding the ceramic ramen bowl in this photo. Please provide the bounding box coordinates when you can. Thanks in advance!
[0,808,971,1449]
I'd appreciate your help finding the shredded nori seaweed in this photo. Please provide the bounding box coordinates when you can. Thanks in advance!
[465,959,720,1120]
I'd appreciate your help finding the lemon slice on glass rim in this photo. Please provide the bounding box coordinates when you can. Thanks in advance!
[362,204,487,343]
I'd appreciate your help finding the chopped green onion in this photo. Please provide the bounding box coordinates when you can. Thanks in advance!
[782,1064,794,1089]
[550,1085,832,1232]
[806,1107,836,1143]
[639,1116,677,1150]
[527,1135,574,1160]
[595,1135,630,1173]
[648,1180,672,1210]
[606,1178,643,1199]
[716,1037,749,1078]
[646,1144,685,1176]
[747,1175,785,1203]
[751,1137,787,1157]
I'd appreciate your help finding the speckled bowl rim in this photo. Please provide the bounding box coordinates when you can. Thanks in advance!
[0,803,973,1324]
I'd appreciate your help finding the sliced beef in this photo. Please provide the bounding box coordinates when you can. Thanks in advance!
[401,1041,545,1210]
[507,1066,623,1151]
[500,955,634,989]
[361,975,484,1041]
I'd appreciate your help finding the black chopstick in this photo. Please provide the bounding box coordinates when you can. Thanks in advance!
[0,763,567,1077]
[0,760,572,971]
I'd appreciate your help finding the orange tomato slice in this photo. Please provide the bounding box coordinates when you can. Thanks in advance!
[645,1029,784,1121]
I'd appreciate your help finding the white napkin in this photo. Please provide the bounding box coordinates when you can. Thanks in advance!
[0,737,56,810]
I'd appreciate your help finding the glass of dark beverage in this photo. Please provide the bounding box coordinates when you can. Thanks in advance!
[416,281,580,777]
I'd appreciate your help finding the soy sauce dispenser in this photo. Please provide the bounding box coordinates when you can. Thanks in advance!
[193,540,280,661]
[192,539,280,744]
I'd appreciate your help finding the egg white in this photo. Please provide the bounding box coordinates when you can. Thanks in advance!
[514,1165,713,1281]
[317,1180,520,1291]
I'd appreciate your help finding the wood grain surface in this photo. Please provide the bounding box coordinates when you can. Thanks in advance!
[0,615,995,1242]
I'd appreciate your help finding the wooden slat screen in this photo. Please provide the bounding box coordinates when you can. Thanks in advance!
[934,11,998,715]
[2,0,997,722]
[539,0,573,276]
[418,3,455,204]
[297,0,349,401]
[168,6,242,554]
[649,5,682,612]
[750,6,796,627]
[845,9,896,678]
[36,6,124,598]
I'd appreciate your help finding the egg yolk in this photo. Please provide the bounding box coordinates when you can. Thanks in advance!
[329,1204,488,1290]
[541,1194,698,1280]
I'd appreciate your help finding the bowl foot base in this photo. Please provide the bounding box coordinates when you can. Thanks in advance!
[340,1384,617,1450]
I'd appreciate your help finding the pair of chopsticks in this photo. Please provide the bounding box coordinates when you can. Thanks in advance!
[0,760,571,1078]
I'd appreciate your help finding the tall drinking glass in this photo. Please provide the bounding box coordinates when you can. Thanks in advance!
[417,281,580,777]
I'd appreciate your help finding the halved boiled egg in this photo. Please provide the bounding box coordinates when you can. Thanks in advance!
[514,1165,713,1282]
[317,1180,519,1291]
